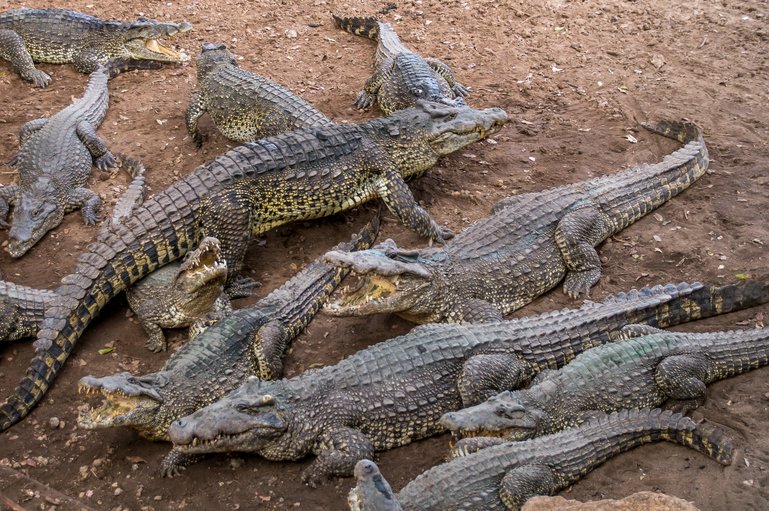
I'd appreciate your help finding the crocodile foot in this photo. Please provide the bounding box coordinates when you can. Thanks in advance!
[95,152,117,170]
[453,82,470,97]
[563,269,601,299]
[225,274,260,298]
[22,68,52,88]
[355,91,375,110]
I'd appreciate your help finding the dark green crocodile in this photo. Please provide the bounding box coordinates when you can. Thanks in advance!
[77,215,379,475]
[125,236,229,353]
[333,15,468,114]
[440,325,769,443]
[348,409,733,511]
[0,100,505,431]
[0,8,191,87]
[166,278,766,486]
[0,65,118,258]
[0,278,57,343]
[185,42,332,146]
[323,120,709,324]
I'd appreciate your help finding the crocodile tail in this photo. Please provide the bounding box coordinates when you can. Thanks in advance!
[109,153,146,226]
[334,209,381,253]
[105,58,164,79]
[668,419,735,466]
[641,119,702,145]
[332,15,380,40]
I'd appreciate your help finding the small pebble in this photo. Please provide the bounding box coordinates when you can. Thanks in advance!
[48,417,60,429]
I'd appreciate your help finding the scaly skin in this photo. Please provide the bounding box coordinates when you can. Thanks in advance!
[0,66,115,258]
[125,237,228,353]
[323,120,709,324]
[0,100,506,432]
[108,153,146,226]
[166,278,765,486]
[186,42,332,146]
[0,8,191,87]
[353,409,733,511]
[77,215,380,475]
[0,279,57,343]
[441,326,769,443]
[333,15,468,114]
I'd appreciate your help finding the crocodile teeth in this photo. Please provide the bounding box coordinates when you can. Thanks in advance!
[191,437,198,446]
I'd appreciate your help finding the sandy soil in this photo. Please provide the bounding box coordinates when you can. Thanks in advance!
[0,0,768,509]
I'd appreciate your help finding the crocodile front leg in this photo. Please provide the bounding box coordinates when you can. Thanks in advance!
[375,170,454,243]
[458,353,526,406]
[357,68,390,110]
[140,320,167,353]
[76,121,116,170]
[655,353,711,413]
[68,188,102,225]
[424,57,470,97]
[185,91,208,147]
[498,464,559,510]
[252,320,290,380]
[303,427,375,487]
[0,29,51,87]
[554,204,613,299]
[0,185,19,228]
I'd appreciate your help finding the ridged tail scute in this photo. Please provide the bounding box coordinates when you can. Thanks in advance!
[641,119,702,145]
[685,421,735,466]
[333,15,380,40]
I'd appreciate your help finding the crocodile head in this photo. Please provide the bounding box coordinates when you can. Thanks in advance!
[374,101,508,178]
[439,391,545,442]
[7,180,63,258]
[174,236,227,298]
[120,18,192,63]
[77,372,169,440]
[196,42,239,76]
[168,380,290,456]
[322,239,447,323]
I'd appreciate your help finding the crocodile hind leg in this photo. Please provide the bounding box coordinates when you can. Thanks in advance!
[654,354,711,414]
[0,185,19,228]
[458,298,503,323]
[76,121,116,170]
[302,427,375,487]
[424,57,470,97]
[498,464,558,510]
[0,29,51,87]
[185,91,208,147]
[68,188,102,225]
[554,205,613,299]
[375,170,454,243]
[458,353,525,406]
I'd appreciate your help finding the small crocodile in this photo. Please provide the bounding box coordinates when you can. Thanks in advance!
[0,278,57,343]
[0,99,506,432]
[108,153,147,226]
[323,120,708,324]
[349,409,733,511]
[185,42,332,146]
[0,8,191,87]
[440,325,769,443]
[165,278,765,486]
[77,215,379,475]
[125,237,229,353]
[333,15,468,114]
[1,65,117,258]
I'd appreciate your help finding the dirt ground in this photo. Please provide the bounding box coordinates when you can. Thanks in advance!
[0,0,768,509]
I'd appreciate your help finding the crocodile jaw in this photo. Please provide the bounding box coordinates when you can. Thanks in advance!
[7,198,62,258]
[76,375,163,437]
[124,30,191,62]
[176,237,228,294]
[324,273,423,317]
[428,105,509,155]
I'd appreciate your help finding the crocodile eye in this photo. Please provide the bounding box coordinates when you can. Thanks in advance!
[496,404,525,420]
[412,88,424,97]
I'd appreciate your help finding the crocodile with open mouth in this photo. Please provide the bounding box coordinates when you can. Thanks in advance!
[0,8,191,87]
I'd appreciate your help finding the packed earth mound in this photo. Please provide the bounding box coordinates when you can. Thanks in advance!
[1,0,768,510]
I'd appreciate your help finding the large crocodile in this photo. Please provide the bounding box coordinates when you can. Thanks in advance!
[0,8,191,87]
[0,100,505,431]
[333,15,469,114]
[77,215,380,475]
[125,237,229,353]
[440,325,769,443]
[165,278,767,485]
[0,278,57,343]
[185,42,332,146]
[348,409,733,511]
[323,120,709,324]
[1,64,118,258]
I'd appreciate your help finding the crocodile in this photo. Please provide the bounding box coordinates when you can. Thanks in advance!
[125,236,229,353]
[0,278,57,343]
[333,15,469,114]
[0,99,505,432]
[77,215,379,475]
[1,64,118,258]
[440,325,769,443]
[108,153,147,226]
[185,42,333,146]
[0,8,191,87]
[165,277,767,486]
[349,409,733,511]
[323,120,709,324]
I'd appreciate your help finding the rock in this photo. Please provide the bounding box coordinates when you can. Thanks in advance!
[522,491,701,511]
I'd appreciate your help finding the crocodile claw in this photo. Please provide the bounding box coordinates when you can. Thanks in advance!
[23,69,52,88]
[453,82,470,97]
[95,152,117,170]
[355,91,375,110]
